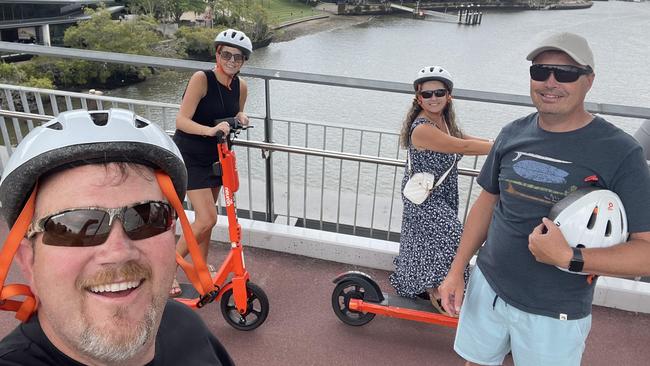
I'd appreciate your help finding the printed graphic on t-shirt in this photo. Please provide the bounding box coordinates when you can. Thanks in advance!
[502,151,578,206]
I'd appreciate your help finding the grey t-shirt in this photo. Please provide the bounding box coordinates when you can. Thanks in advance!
[476,113,650,319]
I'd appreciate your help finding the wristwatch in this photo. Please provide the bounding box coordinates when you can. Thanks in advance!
[568,247,584,273]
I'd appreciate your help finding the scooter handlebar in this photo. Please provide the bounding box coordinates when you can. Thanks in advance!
[213,117,253,143]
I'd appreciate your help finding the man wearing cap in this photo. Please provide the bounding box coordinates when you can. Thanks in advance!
[439,32,650,365]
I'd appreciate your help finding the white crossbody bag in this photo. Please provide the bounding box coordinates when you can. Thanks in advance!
[402,150,456,204]
[403,121,457,204]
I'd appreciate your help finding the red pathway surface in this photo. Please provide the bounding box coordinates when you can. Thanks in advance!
[1,243,649,365]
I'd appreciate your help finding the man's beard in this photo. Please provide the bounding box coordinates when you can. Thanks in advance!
[77,303,160,364]
[69,260,167,364]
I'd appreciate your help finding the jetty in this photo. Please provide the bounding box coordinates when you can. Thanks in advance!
[390,2,482,24]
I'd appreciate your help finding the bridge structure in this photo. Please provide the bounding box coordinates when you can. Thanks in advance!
[0,43,650,365]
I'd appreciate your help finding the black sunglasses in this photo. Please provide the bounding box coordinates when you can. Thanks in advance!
[27,201,176,247]
[219,50,244,63]
[419,89,448,99]
[530,64,593,83]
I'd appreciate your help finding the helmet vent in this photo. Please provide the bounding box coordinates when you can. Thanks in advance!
[587,207,597,229]
[46,122,63,130]
[135,118,149,128]
[90,113,109,126]
[605,221,612,237]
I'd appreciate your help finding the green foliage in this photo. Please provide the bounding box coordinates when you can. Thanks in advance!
[163,0,207,23]
[24,76,55,90]
[0,62,24,84]
[176,25,225,58]
[64,8,162,56]
[128,0,207,23]
[38,6,166,88]
[212,0,273,43]
[258,0,321,24]
[0,62,54,89]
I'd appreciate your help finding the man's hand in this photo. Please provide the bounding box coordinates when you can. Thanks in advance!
[439,272,465,317]
[528,217,573,268]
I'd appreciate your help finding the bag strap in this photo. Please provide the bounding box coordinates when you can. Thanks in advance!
[406,148,413,175]
[434,154,456,188]
[433,121,456,188]
[406,120,456,184]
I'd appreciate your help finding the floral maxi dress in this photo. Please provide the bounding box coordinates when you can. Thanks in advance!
[389,118,469,297]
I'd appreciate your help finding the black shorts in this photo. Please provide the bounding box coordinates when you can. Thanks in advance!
[181,152,223,191]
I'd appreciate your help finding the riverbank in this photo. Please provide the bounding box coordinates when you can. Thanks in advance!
[272,3,373,43]
[273,14,375,43]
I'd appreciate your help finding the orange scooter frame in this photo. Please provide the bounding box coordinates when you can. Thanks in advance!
[166,120,269,331]
[332,271,458,328]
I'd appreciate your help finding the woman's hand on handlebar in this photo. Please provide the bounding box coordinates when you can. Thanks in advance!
[206,121,231,137]
[236,112,249,127]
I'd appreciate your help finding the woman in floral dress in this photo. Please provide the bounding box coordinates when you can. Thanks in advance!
[389,66,493,316]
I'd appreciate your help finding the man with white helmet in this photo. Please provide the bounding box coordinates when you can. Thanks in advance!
[439,32,650,365]
[0,109,234,365]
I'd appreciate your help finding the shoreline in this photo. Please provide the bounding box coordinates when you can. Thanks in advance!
[272,13,375,44]
[270,3,374,44]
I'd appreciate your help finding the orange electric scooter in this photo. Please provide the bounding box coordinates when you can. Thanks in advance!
[331,271,458,328]
[167,118,269,331]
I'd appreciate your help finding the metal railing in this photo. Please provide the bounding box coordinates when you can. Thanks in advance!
[2,42,650,242]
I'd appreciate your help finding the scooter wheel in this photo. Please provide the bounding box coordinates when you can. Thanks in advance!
[331,280,376,326]
[220,282,269,331]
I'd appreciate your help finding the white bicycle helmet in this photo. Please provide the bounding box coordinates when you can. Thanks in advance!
[214,28,253,60]
[413,65,454,91]
[0,108,187,227]
[548,187,628,275]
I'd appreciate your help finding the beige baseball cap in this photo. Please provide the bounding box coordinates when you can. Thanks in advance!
[526,32,595,70]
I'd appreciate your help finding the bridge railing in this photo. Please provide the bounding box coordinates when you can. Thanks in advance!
[1,42,650,242]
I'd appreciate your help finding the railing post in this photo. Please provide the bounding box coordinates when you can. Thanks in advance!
[264,78,275,222]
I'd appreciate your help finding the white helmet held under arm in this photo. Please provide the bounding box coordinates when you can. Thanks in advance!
[548,187,628,275]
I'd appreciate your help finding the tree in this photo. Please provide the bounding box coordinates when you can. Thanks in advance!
[127,0,160,18]
[211,0,272,43]
[162,0,207,23]
[28,6,169,88]
[64,8,161,56]
[128,0,207,23]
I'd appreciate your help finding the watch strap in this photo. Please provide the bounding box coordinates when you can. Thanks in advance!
[568,247,584,273]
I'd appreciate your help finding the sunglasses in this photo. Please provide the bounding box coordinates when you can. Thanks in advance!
[219,50,244,64]
[27,201,176,247]
[418,89,448,99]
[530,64,593,83]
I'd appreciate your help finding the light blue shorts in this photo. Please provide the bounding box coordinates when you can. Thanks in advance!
[454,266,591,366]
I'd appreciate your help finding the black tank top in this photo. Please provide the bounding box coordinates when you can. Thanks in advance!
[173,70,240,160]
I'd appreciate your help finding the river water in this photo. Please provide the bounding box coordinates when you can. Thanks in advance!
[110,2,650,134]
[106,2,650,228]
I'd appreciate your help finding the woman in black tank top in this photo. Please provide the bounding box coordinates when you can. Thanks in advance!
[170,29,252,297]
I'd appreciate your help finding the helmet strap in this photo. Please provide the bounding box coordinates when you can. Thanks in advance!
[0,187,38,321]
[154,171,216,297]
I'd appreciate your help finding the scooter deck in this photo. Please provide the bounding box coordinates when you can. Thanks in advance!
[349,292,458,327]
[380,293,438,313]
